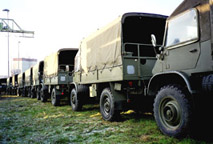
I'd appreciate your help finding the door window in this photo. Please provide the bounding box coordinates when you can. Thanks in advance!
[165,9,198,47]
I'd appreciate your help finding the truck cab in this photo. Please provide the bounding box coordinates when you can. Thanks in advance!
[149,0,213,137]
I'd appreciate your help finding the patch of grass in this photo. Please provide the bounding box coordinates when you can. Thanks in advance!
[0,95,212,143]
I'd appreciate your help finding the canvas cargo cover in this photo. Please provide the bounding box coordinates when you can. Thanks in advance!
[79,16,122,73]
[33,62,39,82]
[25,68,31,79]
[7,77,11,85]
[43,48,78,77]
[12,75,17,86]
[18,73,22,84]
[18,73,24,87]
[12,76,15,86]
[25,68,31,85]
[44,52,58,77]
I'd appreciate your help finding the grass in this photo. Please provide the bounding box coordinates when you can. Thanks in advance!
[0,95,212,144]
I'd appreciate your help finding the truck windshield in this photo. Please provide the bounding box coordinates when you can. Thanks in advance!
[165,9,198,47]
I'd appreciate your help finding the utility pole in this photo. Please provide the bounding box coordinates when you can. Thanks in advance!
[2,9,10,77]
[18,41,21,73]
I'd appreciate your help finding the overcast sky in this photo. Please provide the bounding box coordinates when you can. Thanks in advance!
[0,0,183,76]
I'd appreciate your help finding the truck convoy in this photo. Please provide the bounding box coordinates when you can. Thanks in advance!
[3,0,213,138]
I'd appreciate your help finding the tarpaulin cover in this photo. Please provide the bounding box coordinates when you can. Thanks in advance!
[43,48,78,77]
[12,75,17,86]
[79,16,122,74]
[44,52,58,77]
[18,73,22,85]
[32,62,40,84]
[25,68,31,85]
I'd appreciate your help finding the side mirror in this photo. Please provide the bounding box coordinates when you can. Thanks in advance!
[151,34,157,47]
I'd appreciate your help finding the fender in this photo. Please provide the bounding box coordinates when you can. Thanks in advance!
[70,82,78,91]
[148,71,196,95]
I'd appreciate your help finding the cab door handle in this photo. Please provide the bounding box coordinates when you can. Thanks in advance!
[189,49,197,53]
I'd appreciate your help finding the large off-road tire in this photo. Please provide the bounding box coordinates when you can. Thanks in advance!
[70,85,89,111]
[40,87,47,102]
[23,88,27,97]
[30,88,34,98]
[36,87,41,100]
[51,88,60,106]
[100,88,120,121]
[70,88,82,111]
[153,85,192,138]
[27,88,31,98]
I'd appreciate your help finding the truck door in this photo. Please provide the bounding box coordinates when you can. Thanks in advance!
[162,9,200,71]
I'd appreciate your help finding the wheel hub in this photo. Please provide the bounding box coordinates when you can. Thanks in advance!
[72,94,76,105]
[160,98,181,128]
[104,97,110,114]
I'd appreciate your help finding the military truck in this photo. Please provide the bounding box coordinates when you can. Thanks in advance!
[24,68,33,97]
[32,61,44,100]
[70,12,167,118]
[40,48,78,106]
[6,77,12,95]
[0,78,7,95]
[149,0,213,137]
[12,74,18,95]
[17,72,25,96]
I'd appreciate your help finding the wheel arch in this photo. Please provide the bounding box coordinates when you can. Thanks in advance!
[148,71,195,96]
[70,82,78,92]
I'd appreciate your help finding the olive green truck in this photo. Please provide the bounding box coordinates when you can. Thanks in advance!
[6,75,18,95]
[17,72,25,96]
[12,74,18,95]
[40,48,78,106]
[70,0,213,137]
[6,77,12,95]
[24,68,33,97]
[70,12,167,128]
[31,61,44,99]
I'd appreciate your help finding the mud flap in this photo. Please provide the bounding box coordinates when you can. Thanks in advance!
[109,83,127,111]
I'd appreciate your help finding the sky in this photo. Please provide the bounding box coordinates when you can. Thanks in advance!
[0,0,183,77]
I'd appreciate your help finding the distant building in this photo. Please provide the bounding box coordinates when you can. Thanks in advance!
[12,58,37,75]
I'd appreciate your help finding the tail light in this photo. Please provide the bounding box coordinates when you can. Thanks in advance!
[128,81,133,87]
